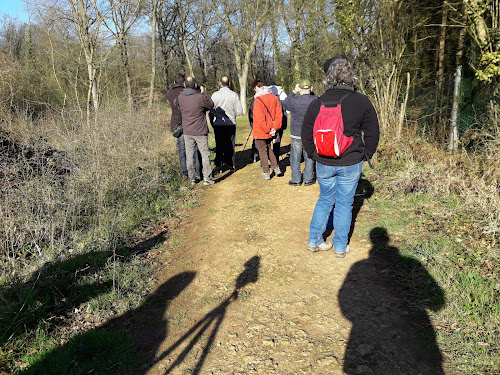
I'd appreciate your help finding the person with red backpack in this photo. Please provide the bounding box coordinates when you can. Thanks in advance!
[301,55,379,257]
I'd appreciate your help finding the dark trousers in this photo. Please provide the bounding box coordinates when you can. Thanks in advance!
[251,140,259,162]
[213,125,236,168]
[256,139,279,174]
[272,128,284,160]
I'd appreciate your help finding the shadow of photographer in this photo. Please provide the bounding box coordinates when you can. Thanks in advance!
[22,270,196,375]
[0,230,169,350]
[152,255,260,374]
[338,227,446,374]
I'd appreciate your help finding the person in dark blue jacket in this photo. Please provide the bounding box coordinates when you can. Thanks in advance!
[282,79,319,186]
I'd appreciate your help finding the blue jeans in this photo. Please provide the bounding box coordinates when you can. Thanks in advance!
[308,161,363,252]
[290,137,315,183]
[177,134,201,179]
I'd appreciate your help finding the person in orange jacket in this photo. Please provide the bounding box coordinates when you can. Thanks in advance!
[251,78,283,180]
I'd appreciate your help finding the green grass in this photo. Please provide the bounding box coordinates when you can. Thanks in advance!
[20,329,137,375]
[357,150,499,374]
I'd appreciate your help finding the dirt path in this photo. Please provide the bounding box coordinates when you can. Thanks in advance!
[129,128,447,375]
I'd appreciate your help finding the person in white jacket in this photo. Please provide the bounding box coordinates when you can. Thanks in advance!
[210,76,244,173]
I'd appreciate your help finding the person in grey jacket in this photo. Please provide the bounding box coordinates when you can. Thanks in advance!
[210,76,243,173]
[282,79,318,186]
[166,73,202,180]
[178,76,215,186]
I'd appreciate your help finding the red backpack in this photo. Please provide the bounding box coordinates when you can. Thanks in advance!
[313,92,353,158]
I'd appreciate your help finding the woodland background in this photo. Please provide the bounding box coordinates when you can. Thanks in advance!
[0,0,499,373]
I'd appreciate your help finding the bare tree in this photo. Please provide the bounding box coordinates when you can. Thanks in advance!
[449,3,467,151]
[148,0,159,107]
[211,0,271,113]
[157,0,179,85]
[105,0,143,110]
[65,0,120,119]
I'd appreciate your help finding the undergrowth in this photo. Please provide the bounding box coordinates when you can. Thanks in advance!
[364,131,499,373]
[0,106,195,374]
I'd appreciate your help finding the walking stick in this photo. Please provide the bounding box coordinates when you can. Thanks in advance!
[238,128,253,161]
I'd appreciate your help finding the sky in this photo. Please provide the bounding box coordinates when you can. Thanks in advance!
[0,0,30,23]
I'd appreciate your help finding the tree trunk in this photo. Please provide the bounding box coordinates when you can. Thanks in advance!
[238,62,249,114]
[148,0,158,108]
[449,11,467,151]
[436,0,448,127]
[182,34,194,77]
[86,60,99,112]
[449,65,462,151]
[120,35,133,110]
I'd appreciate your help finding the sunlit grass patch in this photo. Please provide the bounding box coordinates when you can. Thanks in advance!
[361,134,500,374]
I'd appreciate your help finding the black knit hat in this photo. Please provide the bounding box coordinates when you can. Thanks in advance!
[323,54,349,73]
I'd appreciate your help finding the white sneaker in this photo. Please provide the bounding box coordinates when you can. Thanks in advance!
[307,241,333,253]
[335,245,351,258]
[203,178,215,186]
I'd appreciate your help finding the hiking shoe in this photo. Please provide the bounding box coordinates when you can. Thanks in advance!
[307,241,333,253]
[261,172,271,180]
[288,181,301,186]
[303,180,316,186]
[274,167,282,177]
[335,245,351,258]
[203,178,215,186]
[190,179,197,186]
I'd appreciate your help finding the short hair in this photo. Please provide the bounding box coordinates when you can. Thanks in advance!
[324,55,357,88]
[185,76,196,89]
[174,73,185,84]
[252,78,265,89]
[220,76,230,87]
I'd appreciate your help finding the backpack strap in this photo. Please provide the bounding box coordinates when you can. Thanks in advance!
[256,96,275,123]
[321,92,353,107]
[319,91,363,140]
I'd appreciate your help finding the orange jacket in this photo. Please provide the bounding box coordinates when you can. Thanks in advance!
[252,94,283,139]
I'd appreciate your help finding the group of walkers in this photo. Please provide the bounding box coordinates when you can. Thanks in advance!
[166,55,379,258]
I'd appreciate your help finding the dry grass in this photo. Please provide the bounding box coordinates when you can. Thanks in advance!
[0,106,179,279]
[368,105,500,372]
[375,125,500,243]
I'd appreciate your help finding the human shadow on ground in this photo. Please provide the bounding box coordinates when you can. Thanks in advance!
[22,271,196,375]
[0,246,138,349]
[338,227,446,375]
[151,255,260,374]
[234,148,255,170]
[0,227,171,374]
[322,175,373,241]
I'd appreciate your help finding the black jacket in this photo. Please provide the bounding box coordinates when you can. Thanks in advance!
[301,86,379,166]
[166,84,184,134]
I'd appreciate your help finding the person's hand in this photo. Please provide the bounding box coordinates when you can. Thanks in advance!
[270,128,276,137]
[200,85,205,93]
[295,83,300,92]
